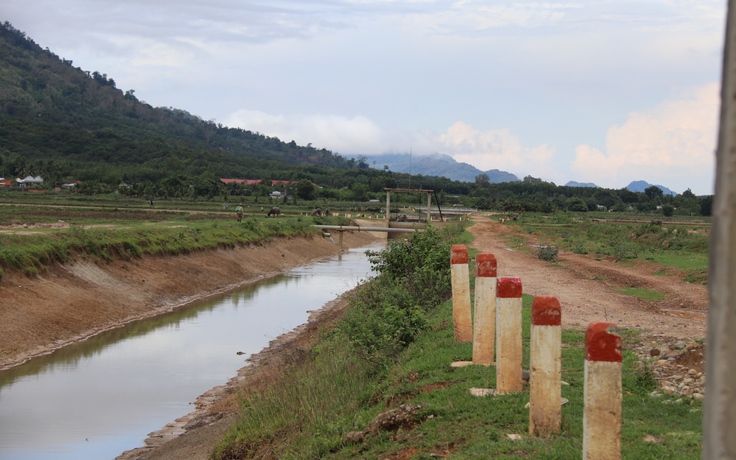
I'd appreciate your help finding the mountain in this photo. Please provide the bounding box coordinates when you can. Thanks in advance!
[359,153,518,183]
[626,180,677,196]
[565,181,599,188]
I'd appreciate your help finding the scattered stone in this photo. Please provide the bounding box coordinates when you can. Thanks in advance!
[342,404,425,445]
[507,434,522,441]
[643,435,662,443]
[469,388,497,397]
[673,341,687,350]
[650,348,661,357]
[343,431,365,445]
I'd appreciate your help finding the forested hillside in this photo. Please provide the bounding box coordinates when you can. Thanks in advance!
[0,22,361,183]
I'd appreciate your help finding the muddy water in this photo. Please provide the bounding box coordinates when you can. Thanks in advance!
[0,245,380,460]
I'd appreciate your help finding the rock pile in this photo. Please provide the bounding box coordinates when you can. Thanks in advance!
[633,337,705,401]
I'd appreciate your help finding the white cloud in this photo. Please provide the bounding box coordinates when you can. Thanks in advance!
[571,83,719,195]
[436,121,558,180]
[224,109,389,154]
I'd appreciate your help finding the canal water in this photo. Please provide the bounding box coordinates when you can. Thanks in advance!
[0,245,380,460]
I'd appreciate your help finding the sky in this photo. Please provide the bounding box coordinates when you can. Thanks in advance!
[2,1,727,195]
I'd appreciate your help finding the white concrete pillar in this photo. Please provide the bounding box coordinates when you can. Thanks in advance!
[583,322,622,460]
[473,253,497,365]
[529,295,562,437]
[496,277,523,394]
[426,193,432,222]
[385,191,391,221]
[451,244,472,342]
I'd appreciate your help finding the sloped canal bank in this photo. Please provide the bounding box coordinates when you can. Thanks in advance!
[0,243,382,460]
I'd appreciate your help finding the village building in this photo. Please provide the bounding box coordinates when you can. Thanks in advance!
[16,176,44,187]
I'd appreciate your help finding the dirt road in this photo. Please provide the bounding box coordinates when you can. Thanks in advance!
[467,216,707,340]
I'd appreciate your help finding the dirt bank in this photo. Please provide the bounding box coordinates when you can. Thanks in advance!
[0,231,377,370]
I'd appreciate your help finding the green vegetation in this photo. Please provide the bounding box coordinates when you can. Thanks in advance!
[504,213,709,282]
[0,201,326,277]
[617,287,666,302]
[213,226,702,459]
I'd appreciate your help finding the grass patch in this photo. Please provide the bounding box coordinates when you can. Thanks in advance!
[617,287,666,301]
[0,214,320,277]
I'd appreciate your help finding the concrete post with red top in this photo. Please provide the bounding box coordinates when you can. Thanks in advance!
[583,322,622,460]
[529,296,562,437]
[473,253,497,365]
[451,244,472,342]
[496,277,523,394]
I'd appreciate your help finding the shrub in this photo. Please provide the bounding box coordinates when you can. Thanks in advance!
[339,226,455,365]
[536,245,558,261]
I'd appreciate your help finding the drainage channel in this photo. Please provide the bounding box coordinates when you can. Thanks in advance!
[0,244,381,460]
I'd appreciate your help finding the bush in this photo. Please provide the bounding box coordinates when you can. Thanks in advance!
[338,226,455,365]
[536,245,559,261]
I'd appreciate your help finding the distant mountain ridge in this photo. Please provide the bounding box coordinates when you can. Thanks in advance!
[626,180,677,196]
[566,181,599,188]
[359,153,519,183]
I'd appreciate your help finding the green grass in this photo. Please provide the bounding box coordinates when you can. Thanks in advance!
[617,287,666,301]
[214,294,702,459]
[647,253,708,272]
[501,213,710,283]
[0,208,324,277]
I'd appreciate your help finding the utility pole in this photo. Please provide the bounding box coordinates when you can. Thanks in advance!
[704,1,736,457]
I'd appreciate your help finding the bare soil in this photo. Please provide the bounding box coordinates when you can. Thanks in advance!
[0,216,709,459]
[468,216,708,340]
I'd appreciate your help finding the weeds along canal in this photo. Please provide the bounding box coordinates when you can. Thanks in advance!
[0,244,382,460]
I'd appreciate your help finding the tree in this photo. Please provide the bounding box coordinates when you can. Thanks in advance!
[662,204,675,217]
[567,197,588,212]
[296,179,315,201]
[682,188,696,199]
[475,174,490,188]
[644,185,664,199]
[700,195,713,216]
[523,175,543,183]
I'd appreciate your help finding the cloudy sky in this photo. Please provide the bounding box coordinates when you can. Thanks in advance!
[3,1,727,194]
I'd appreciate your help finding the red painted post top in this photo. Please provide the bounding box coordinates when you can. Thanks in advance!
[585,322,622,362]
[532,296,561,326]
[497,277,522,298]
[451,244,469,264]
[476,253,498,278]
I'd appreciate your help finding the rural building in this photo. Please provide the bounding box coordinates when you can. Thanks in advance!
[16,176,43,187]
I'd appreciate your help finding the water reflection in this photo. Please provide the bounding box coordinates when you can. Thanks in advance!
[0,245,381,460]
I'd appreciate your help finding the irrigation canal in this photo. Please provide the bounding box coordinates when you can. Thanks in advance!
[0,244,381,459]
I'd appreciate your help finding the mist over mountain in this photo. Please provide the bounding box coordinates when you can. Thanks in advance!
[358,153,518,183]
